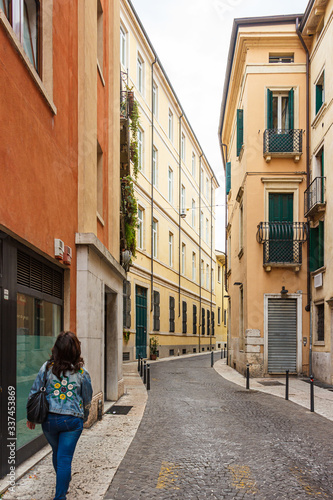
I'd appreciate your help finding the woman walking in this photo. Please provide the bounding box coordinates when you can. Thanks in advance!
[27,331,93,500]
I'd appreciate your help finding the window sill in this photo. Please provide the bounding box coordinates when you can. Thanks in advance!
[313,341,325,347]
[311,102,327,128]
[311,266,326,276]
[0,11,57,115]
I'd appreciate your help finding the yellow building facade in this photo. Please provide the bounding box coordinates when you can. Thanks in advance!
[120,0,219,361]
[219,16,310,377]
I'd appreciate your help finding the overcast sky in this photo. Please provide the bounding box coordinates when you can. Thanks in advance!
[131,0,309,250]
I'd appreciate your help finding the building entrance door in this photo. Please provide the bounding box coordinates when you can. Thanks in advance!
[135,286,147,359]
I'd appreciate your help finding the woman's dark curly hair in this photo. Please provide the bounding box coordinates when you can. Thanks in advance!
[47,331,84,379]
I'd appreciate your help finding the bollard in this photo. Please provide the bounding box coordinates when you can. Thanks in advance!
[143,360,147,384]
[137,354,141,372]
[140,357,143,377]
[224,348,226,359]
[310,375,314,412]
[211,350,214,367]
[147,363,151,390]
[285,370,289,400]
[221,348,223,359]
[246,364,250,390]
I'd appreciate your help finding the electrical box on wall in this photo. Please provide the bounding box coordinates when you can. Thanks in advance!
[63,246,72,265]
[54,239,64,260]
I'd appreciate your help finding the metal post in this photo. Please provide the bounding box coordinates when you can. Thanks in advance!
[140,357,143,377]
[147,364,150,391]
[221,348,223,359]
[211,350,214,367]
[246,364,250,390]
[310,375,314,412]
[144,360,147,384]
[137,355,141,372]
[285,370,289,400]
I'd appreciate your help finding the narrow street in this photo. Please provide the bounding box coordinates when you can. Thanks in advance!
[105,354,333,499]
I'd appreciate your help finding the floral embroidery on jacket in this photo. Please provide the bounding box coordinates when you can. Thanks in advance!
[51,376,77,403]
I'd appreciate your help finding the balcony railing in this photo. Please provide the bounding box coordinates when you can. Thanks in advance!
[263,129,303,160]
[304,176,326,217]
[256,222,308,266]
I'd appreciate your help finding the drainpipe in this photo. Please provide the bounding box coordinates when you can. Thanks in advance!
[296,17,312,375]
[199,153,203,354]
[210,176,213,351]
[178,113,183,319]
[150,57,157,314]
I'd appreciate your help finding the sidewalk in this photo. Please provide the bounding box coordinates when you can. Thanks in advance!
[214,358,333,422]
[0,362,147,500]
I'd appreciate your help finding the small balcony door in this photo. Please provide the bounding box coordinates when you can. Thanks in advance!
[269,193,293,262]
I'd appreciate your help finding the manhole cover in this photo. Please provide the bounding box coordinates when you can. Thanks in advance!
[106,405,133,415]
[258,381,283,386]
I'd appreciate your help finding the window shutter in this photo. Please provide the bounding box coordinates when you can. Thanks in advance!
[201,307,205,335]
[153,291,160,331]
[288,88,294,129]
[318,221,324,269]
[182,301,187,334]
[193,304,197,334]
[169,296,175,332]
[212,311,215,336]
[236,109,244,157]
[207,310,210,336]
[226,162,231,195]
[267,89,273,129]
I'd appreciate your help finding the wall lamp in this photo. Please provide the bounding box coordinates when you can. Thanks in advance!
[180,212,186,219]
[233,282,242,286]
[280,286,288,295]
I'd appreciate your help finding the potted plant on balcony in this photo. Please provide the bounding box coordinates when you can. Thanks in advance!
[149,335,159,360]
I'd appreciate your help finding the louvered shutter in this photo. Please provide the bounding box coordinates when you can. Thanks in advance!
[236,109,243,156]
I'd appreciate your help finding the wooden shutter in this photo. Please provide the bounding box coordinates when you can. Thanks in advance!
[169,296,175,332]
[288,88,294,129]
[267,89,273,129]
[236,109,243,157]
[201,307,205,335]
[153,291,160,331]
[226,162,231,195]
[182,301,187,334]
[193,304,197,334]
[212,311,215,336]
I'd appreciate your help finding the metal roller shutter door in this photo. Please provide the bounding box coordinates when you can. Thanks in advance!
[268,298,297,373]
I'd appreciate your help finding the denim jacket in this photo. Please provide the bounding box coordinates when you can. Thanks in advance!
[29,362,93,422]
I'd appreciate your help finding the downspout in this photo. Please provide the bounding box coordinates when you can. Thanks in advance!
[150,57,157,314]
[296,17,312,375]
[178,113,183,319]
[210,176,213,351]
[199,153,203,354]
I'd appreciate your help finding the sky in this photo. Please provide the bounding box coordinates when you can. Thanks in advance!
[131,0,309,250]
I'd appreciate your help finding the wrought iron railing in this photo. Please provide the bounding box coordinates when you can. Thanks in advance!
[304,176,326,217]
[263,129,303,155]
[256,222,308,265]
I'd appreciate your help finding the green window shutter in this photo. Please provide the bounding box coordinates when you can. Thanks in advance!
[236,109,244,156]
[267,89,273,129]
[318,221,324,269]
[288,88,294,129]
[226,162,231,195]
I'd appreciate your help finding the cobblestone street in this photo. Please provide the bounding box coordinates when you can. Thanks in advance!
[105,354,333,499]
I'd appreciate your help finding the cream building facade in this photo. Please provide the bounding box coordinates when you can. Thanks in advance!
[120,0,219,361]
[219,16,310,377]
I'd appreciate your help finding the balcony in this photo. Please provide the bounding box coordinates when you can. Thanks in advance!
[304,177,326,218]
[263,129,303,162]
[256,222,308,270]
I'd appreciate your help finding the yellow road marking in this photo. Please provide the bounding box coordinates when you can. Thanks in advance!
[156,461,180,490]
[228,464,257,494]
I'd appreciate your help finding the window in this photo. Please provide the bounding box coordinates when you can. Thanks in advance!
[316,303,324,342]
[137,54,144,93]
[269,53,294,63]
[181,243,186,275]
[218,307,221,325]
[137,208,144,249]
[201,259,204,285]
[182,301,187,334]
[152,146,158,187]
[97,0,103,70]
[192,152,196,178]
[192,199,196,228]
[315,71,325,115]
[181,185,186,215]
[206,264,209,289]
[120,25,126,67]
[200,211,203,236]
[168,109,173,141]
[153,291,160,331]
[236,109,244,156]
[309,221,324,272]
[207,310,210,336]
[192,252,196,281]
[211,268,214,292]
[152,81,158,117]
[169,296,175,332]
[152,220,157,258]
[3,0,41,73]
[169,232,173,267]
[206,177,209,200]
[226,162,231,195]
[267,88,294,130]
[200,168,204,190]
[201,307,205,335]
[181,133,185,161]
[206,218,209,243]
[168,167,173,204]
[97,142,103,216]
[193,304,197,334]
[218,265,221,283]
[138,128,143,171]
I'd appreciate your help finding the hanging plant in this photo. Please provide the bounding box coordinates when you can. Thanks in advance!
[123,330,130,343]
[129,99,140,180]
[121,175,138,258]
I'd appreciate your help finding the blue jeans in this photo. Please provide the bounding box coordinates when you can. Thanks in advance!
[42,413,83,500]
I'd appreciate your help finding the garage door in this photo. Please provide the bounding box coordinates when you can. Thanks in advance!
[268,298,297,373]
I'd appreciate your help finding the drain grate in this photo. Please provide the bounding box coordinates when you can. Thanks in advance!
[258,381,284,386]
[106,405,133,415]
